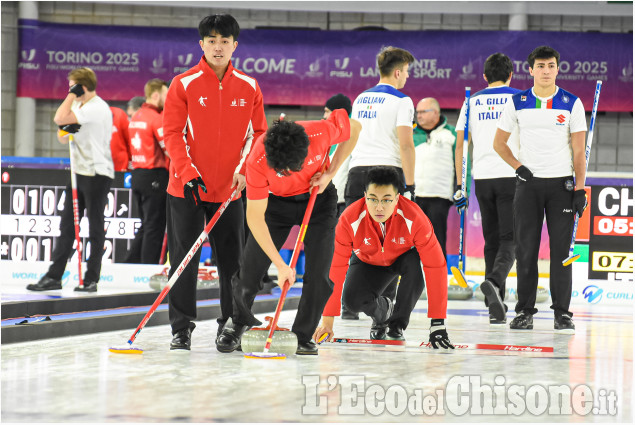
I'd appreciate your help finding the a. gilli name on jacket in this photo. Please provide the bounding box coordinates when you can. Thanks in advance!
[475,97,508,121]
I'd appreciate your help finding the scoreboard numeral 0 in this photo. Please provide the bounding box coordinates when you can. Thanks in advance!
[10,237,40,261]
[12,189,25,214]
[43,189,56,216]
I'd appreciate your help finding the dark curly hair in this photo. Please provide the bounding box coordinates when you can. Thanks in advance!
[264,120,309,176]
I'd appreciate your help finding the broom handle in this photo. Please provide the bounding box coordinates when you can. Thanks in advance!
[128,187,239,345]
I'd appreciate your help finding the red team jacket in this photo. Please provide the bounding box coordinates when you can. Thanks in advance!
[129,103,168,170]
[323,196,448,319]
[110,106,131,171]
[246,109,350,200]
[163,56,267,202]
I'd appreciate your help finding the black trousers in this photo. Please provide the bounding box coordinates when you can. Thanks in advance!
[342,249,424,330]
[474,177,516,300]
[47,174,112,282]
[231,184,338,343]
[125,168,168,264]
[344,165,403,301]
[513,176,575,317]
[166,194,245,334]
[414,197,452,259]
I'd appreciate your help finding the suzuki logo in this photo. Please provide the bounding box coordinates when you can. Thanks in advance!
[556,114,566,124]
[583,285,603,304]
[21,49,36,61]
[335,58,350,70]
[178,53,193,66]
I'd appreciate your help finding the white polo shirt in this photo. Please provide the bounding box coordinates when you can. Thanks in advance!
[349,83,414,169]
[497,86,587,178]
[71,95,114,179]
[456,86,521,179]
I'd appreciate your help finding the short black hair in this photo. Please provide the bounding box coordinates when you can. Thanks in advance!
[527,45,560,68]
[377,46,415,78]
[325,93,352,116]
[198,14,240,40]
[264,120,309,176]
[483,53,513,84]
[365,167,401,193]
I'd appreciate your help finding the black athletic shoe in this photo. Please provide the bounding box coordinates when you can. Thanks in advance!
[509,312,533,330]
[296,340,318,355]
[370,296,394,339]
[170,328,192,350]
[489,314,507,326]
[74,281,98,292]
[480,280,505,321]
[554,314,575,334]
[341,307,359,320]
[26,276,62,291]
[216,320,249,353]
[386,326,405,341]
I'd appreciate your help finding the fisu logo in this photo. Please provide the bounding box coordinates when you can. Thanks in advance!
[21,49,36,61]
[178,53,193,66]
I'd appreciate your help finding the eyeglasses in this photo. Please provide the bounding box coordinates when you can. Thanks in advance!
[415,109,435,114]
[366,198,394,206]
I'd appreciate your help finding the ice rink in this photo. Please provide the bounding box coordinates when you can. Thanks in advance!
[2,297,632,423]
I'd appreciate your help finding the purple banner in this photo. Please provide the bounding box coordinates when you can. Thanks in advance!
[18,19,632,111]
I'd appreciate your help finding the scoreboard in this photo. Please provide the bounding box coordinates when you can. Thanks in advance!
[588,183,633,281]
[1,165,140,263]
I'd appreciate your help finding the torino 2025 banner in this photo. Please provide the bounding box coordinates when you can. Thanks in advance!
[17,19,633,111]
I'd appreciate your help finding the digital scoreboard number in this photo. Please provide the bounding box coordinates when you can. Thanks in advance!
[1,167,140,263]
[588,185,634,280]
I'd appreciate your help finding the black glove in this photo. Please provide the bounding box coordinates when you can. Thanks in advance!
[453,184,468,212]
[69,84,85,97]
[573,189,588,218]
[183,177,207,207]
[429,319,454,349]
[403,184,415,201]
[515,165,533,182]
[59,124,81,134]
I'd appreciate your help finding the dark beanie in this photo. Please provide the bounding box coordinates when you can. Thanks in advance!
[325,93,352,116]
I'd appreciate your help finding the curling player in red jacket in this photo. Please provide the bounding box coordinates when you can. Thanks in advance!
[162,14,267,350]
[313,166,454,348]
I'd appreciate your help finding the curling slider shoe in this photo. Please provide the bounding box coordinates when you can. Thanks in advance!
[108,341,144,355]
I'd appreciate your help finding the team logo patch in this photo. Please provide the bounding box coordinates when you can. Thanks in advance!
[562,95,569,103]
[564,179,574,191]
[521,95,527,101]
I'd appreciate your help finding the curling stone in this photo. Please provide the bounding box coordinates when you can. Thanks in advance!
[149,267,169,291]
[514,286,550,303]
[474,285,512,302]
[447,281,473,300]
[241,316,298,356]
[148,267,219,291]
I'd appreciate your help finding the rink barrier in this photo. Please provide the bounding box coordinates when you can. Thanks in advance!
[1,293,300,344]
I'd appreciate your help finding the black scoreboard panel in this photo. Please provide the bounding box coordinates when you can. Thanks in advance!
[1,167,140,263]
[588,184,634,280]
